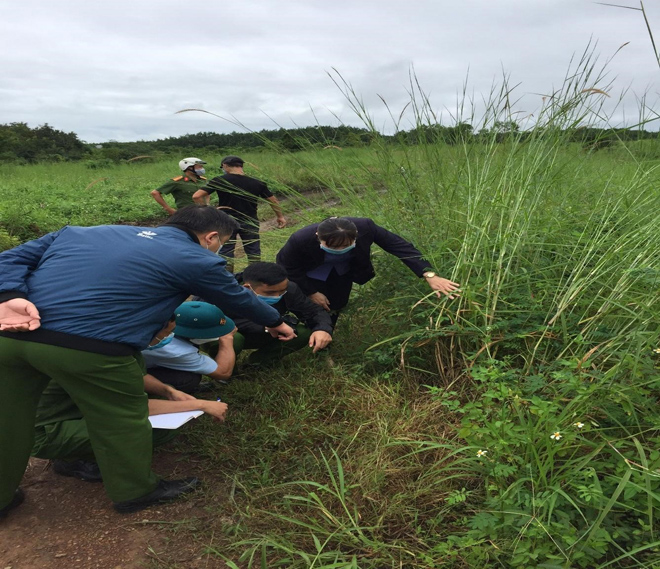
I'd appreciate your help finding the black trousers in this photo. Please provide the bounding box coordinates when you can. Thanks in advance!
[219,221,261,262]
[147,366,202,394]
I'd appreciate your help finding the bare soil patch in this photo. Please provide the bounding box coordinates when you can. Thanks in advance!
[0,450,229,569]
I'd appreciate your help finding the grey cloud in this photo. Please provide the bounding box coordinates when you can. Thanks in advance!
[1,0,657,141]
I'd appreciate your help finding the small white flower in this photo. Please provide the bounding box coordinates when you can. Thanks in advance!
[476,449,488,458]
[574,422,584,429]
[653,348,660,354]
[550,432,562,441]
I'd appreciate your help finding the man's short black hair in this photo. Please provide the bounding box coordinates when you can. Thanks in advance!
[242,262,288,286]
[161,205,239,237]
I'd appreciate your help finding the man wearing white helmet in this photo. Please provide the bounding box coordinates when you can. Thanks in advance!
[150,157,209,215]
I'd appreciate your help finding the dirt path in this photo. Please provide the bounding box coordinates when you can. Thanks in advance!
[0,452,228,569]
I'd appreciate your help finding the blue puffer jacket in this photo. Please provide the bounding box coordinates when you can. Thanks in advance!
[0,225,281,350]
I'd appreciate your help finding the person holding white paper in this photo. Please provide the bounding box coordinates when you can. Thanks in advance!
[31,318,228,483]
[31,375,227,482]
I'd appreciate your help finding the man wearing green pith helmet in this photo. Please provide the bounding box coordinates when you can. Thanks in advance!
[150,157,210,215]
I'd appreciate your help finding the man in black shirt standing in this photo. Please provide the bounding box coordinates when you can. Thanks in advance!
[193,156,286,271]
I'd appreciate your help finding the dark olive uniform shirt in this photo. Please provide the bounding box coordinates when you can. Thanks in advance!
[154,176,207,209]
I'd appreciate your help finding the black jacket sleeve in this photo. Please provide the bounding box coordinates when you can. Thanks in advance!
[371,220,431,277]
[232,315,271,336]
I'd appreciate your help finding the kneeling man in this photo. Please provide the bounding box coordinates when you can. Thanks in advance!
[230,262,333,366]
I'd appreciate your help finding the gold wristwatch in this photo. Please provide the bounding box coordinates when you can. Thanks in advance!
[423,271,436,279]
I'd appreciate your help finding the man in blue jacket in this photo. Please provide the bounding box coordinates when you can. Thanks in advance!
[0,206,295,517]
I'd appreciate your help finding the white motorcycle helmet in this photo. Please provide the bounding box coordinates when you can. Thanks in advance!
[178,157,206,172]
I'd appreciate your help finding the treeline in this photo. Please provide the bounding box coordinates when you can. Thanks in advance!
[0,123,86,163]
[1,121,659,164]
[96,125,374,163]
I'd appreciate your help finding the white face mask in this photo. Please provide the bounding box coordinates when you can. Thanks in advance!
[205,237,222,255]
[145,332,175,350]
[189,337,220,345]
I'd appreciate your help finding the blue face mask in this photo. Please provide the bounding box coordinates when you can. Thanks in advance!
[145,332,174,350]
[320,243,356,255]
[258,294,284,305]
[195,168,206,176]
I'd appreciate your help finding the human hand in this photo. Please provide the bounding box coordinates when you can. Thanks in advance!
[0,299,41,332]
[276,216,287,229]
[167,208,177,215]
[203,400,228,422]
[309,330,332,353]
[166,386,196,402]
[426,276,461,300]
[267,322,296,341]
[309,292,331,311]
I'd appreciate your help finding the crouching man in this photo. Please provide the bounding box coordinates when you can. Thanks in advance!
[31,316,228,500]
[142,302,236,394]
[229,262,333,366]
[32,370,228,487]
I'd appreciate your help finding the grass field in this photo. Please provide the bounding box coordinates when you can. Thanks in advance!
[2,77,660,567]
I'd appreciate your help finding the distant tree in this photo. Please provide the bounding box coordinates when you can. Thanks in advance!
[445,122,474,145]
[0,122,86,163]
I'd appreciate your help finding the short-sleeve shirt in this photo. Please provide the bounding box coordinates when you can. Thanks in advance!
[201,173,273,223]
[154,176,207,209]
[141,337,218,375]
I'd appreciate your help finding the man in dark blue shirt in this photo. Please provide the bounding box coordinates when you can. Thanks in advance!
[227,262,333,366]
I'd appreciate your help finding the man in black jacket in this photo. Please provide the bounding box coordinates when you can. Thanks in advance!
[228,262,333,365]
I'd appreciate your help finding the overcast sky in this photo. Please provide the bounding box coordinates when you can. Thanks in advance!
[1,0,658,142]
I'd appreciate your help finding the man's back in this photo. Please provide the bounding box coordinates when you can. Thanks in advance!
[0,224,279,349]
[204,173,273,221]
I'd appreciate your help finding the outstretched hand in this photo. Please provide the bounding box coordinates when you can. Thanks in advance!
[0,299,41,331]
[426,276,461,300]
[203,400,228,422]
[267,322,297,341]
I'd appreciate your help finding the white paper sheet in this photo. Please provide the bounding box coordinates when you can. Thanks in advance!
[149,409,204,429]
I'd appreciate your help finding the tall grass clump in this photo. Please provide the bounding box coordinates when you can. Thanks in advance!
[195,46,660,568]
[319,45,659,376]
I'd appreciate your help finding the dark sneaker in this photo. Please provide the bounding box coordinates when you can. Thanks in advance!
[113,477,200,514]
[0,488,25,519]
[53,459,103,482]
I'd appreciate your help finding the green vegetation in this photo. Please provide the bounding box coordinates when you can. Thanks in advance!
[0,122,86,163]
[2,53,660,568]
